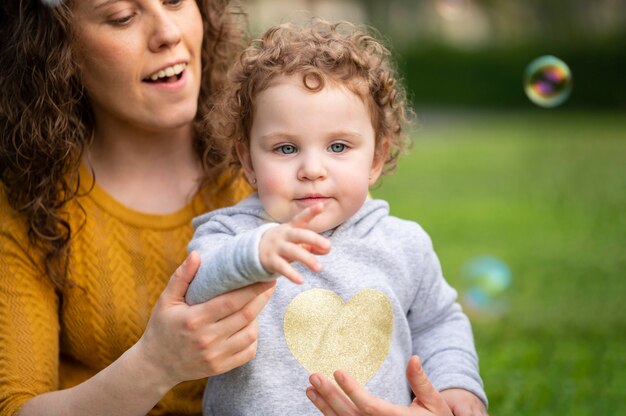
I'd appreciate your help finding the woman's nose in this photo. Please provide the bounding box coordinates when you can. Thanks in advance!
[148,11,182,52]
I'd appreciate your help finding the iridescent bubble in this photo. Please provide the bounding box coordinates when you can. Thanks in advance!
[434,0,470,21]
[524,55,572,108]
[461,255,512,318]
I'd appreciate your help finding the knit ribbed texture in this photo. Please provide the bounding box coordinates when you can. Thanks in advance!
[0,166,251,416]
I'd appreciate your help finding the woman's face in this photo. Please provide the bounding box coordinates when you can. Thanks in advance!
[71,0,204,134]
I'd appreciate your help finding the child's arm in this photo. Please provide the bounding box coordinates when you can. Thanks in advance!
[186,204,330,304]
[407,232,488,411]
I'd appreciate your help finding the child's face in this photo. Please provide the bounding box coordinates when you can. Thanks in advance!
[237,75,385,233]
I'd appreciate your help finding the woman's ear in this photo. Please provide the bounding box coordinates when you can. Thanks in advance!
[369,138,390,186]
[235,141,257,188]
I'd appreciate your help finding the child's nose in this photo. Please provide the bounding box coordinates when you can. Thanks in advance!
[297,156,327,181]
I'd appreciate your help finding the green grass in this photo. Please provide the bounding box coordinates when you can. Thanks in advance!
[371,110,626,414]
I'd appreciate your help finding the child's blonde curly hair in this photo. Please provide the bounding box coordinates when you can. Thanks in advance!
[209,18,413,177]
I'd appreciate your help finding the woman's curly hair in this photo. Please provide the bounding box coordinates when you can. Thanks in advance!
[0,0,244,289]
[208,18,413,176]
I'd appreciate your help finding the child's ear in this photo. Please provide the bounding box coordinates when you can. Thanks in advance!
[235,141,257,188]
[369,138,390,186]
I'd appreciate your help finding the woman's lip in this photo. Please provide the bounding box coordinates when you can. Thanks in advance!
[143,69,188,92]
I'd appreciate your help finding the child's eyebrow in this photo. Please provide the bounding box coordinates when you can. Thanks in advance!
[329,131,364,140]
[258,131,364,142]
[257,132,293,142]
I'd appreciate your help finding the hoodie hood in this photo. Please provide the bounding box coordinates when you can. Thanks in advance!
[193,193,390,240]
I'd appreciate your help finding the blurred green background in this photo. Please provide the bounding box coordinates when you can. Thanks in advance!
[241,0,626,413]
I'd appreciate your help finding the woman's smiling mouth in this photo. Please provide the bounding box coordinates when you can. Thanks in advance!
[144,63,187,83]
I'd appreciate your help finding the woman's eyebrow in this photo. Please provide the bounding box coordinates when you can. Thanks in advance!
[94,0,122,10]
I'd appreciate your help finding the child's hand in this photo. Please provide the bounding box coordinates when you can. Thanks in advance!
[259,203,331,284]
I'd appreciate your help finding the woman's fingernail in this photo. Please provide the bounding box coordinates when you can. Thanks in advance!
[307,389,317,401]
[335,371,344,383]
[311,375,321,388]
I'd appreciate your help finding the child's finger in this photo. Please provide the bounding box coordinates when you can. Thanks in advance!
[271,258,305,284]
[287,228,331,254]
[279,243,323,273]
[290,202,325,228]
[300,243,331,255]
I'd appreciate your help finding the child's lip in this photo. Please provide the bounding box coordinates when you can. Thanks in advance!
[295,195,330,205]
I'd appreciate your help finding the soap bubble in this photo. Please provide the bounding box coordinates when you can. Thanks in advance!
[434,0,470,20]
[524,55,572,108]
[461,255,512,318]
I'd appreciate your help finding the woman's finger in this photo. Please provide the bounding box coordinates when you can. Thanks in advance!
[309,373,360,415]
[307,387,340,416]
[407,356,452,415]
[332,370,401,415]
[205,336,259,376]
[197,280,275,322]
[204,320,260,375]
[205,282,275,340]
[160,251,201,304]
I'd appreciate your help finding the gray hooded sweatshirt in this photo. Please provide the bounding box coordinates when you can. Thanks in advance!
[186,194,487,415]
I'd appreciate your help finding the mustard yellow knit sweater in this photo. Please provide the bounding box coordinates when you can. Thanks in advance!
[0,165,251,416]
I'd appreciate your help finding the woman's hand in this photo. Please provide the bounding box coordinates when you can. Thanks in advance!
[306,356,453,416]
[137,251,276,387]
[440,388,488,416]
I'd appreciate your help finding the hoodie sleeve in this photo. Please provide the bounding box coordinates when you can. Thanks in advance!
[407,230,488,407]
[185,215,278,305]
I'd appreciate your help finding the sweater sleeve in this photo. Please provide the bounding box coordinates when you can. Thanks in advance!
[0,200,60,416]
[407,231,488,407]
[185,216,277,304]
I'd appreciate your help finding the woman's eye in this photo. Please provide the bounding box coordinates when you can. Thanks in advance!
[165,0,184,6]
[277,144,297,154]
[329,143,347,153]
[109,14,135,26]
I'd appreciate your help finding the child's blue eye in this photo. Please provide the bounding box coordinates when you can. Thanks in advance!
[329,143,347,153]
[277,144,297,154]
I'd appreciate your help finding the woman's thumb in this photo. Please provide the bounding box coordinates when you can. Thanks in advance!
[407,356,449,413]
[163,251,201,302]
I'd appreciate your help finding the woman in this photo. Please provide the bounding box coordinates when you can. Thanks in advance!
[0,0,274,415]
[0,1,480,415]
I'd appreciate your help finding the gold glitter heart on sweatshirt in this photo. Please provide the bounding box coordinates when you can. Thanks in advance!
[284,288,393,386]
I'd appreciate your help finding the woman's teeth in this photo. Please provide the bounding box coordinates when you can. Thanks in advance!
[146,63,186,81]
